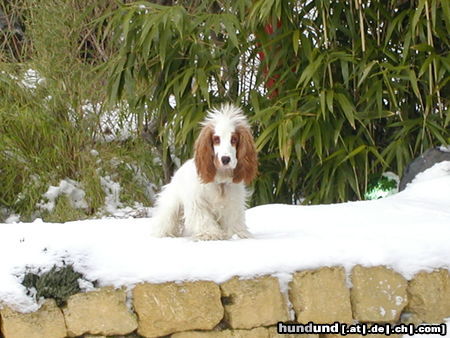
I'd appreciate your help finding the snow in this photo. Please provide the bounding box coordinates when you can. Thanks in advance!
[81,101,136,142]
[98,173,153,218]
[21,69,44,89]
[4,214,21,224]
[100,175,122,214]
[35,175,152,219]
[3,68,44,89]
[37,179,88,212]
[272,272,295,320]
[1,162,449,316]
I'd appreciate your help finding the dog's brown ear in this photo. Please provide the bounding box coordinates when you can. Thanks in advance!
[233,126,258,184]
[194,125,216,183]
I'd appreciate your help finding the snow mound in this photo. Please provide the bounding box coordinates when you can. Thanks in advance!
[37,179,88,212]
[1,162,449,313]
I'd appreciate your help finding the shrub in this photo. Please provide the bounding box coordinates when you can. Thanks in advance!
[103,0,449,204]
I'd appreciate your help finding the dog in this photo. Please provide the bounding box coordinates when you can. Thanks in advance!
[151,104,258,240]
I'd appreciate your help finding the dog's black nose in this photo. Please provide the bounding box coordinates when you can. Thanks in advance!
[221,156,231,165]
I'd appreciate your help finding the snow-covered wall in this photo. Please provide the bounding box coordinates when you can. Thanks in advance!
[1,266,449,338]
[1,163,449,337]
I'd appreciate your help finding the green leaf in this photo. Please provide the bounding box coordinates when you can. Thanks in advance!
[313,122,323,160]
[297,55,324,88]
[300,33,312,61]
[255,122,278,151]
[368,146,388,167]
[171,6,186,36]
[326,89,334,114]
[319,90,326,118]
[384,10,408,47]
[196,69,209,104]
[408,69,422,102]
[333,118,344,145]
[419,55,434,77]
[339,145,367,165]
[411,43,434,52]
[292,29,300,55]
[180,68,194,97]
[222,14,240,49]
[358,61,377,87]
[122,8,136,40]
[442,0,450,33]
[336,93,356,129]
[402,31,412,61]
[250,90,260,113]
[159,26,171,68]
[412,0,425,34]
[341,60,349,87]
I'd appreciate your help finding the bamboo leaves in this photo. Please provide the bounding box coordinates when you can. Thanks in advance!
[103,0,449,205]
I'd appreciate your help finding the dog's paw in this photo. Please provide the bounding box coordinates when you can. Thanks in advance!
[233,229,252,239]
[193,231,228,241]
[227,225,252,239]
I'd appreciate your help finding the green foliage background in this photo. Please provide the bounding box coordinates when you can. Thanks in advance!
[0,0,159,221]
[0,0,449,221]
[105,0,449,204]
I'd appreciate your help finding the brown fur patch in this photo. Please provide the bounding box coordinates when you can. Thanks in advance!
[194,125,216,183]
[233,126,258,184]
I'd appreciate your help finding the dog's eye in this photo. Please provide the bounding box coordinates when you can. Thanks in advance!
[230,135,238,145]
[212,136,220,145]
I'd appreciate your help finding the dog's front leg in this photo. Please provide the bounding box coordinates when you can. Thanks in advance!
[223,207,251,239]
[184,203,228,240]
[220,192,251,239]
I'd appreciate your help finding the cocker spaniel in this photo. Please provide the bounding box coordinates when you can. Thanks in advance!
[151,104,258,240]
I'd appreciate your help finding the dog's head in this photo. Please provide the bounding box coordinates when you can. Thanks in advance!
[194,104,258,184]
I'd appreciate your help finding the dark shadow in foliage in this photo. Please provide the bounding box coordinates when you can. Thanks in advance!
[0,6,26,62]
[22,264,88,307]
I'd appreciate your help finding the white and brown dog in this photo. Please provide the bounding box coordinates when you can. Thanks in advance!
[151,104,258,240]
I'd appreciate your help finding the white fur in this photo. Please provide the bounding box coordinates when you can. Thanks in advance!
[151,104,252,240]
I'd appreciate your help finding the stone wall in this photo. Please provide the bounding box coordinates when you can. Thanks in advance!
[1,266,449,338]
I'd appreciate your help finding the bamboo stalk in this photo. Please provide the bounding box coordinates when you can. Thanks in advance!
[424,0,432,115]
[321,5,329,49]
[377,7,380,47]
[321,3,333,87]
[350,0,356,98]
[357,0,366,53]
[424,0,442,117]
